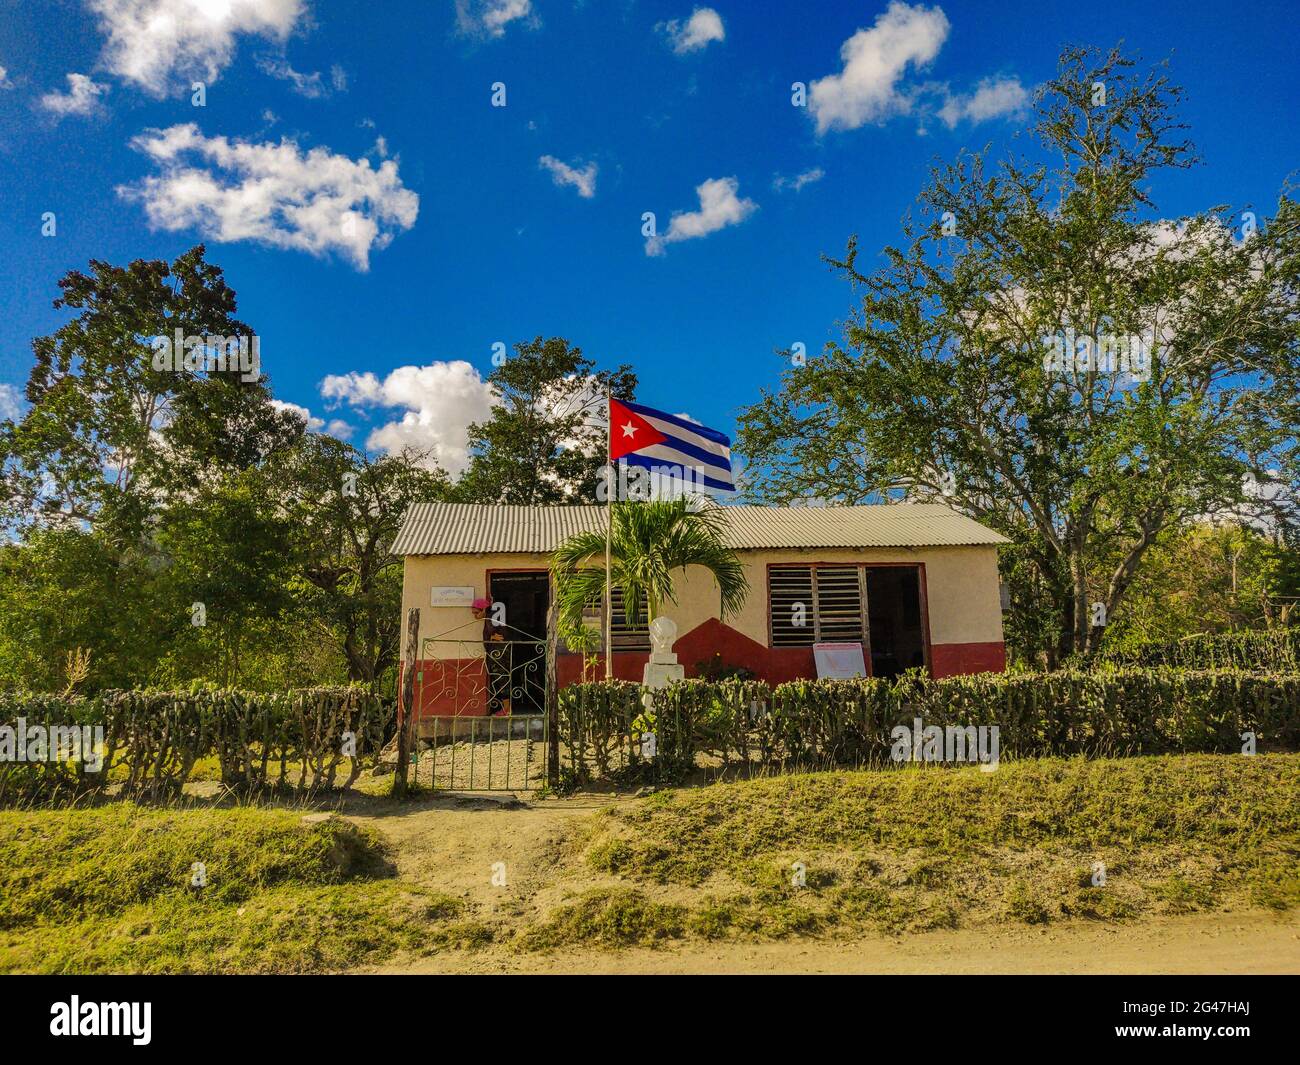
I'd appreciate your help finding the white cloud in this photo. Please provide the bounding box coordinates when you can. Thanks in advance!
[937,74,1028,128]
[0,65,14,90]
[455,0,535,38]
[118,124,420,271]
[37,73,110,118]
[88,0,306,97]
[646,176,757,257]
[330,64,348,92]
[271,400,353,439]
[773,167,825,192]
[809,1,949,134]
[256,54,326,98]
[320,361,496,474]
[658,7,725,54]
[271,399,319,429]
[0,383,25,421]
[539,155,597,198]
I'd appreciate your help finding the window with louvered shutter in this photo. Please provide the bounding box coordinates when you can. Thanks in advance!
[813,566,865,641]
[609,587,651,650]
[768,565,867,646]
[769,567,816,646]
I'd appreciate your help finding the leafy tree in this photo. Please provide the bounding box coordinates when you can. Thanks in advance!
[0,245,301,536]
[551,499,748,635]
[0,528,171,691]
[1101,521,1300,652]
[736,46,1300,666]
[456,336,635,504]
[155,469,298,686]
[0,246,444,693]
[274,435,453,688]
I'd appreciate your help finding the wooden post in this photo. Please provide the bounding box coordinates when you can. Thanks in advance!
[392,607,420,798]
[545,596,560,789]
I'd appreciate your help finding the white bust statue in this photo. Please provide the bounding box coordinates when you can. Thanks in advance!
[649,616,677,657]
[643,615,684,688]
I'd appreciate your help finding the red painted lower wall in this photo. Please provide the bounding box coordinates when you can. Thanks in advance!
[399,621,1005,718]
[929,641,1006,678]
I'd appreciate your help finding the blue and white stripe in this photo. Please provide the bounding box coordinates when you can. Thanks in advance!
[621,400,736,493]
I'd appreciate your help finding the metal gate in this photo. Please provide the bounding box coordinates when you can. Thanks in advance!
[413,622,549,791]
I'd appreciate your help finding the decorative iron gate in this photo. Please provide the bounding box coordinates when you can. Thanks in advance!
[413,621,549,791]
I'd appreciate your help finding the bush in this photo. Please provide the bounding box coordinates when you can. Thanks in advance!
[558,669,1300,783]
[1098,627,1300,671]
[0,686,393,805]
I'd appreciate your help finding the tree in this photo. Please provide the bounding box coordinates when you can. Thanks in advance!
[274,435,453,689]
[1,245,301,537]
[456,336,636,504]
[736,45,1300,667]
[0,528,171,691]
[0,246,459,694]
[550,499,748,635]
[155,469,297,687]
[1101,521,1300,652]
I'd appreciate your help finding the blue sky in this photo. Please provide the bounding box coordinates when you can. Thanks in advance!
[0,0,1296,476]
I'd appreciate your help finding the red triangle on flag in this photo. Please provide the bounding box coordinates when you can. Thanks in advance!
[608,398,667,460]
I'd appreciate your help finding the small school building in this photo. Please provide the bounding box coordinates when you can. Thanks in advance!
[392,502,1009,720]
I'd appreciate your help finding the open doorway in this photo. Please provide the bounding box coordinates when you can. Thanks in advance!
[487,571,549,714]
[865,567,927,679]
[489,571,549,640]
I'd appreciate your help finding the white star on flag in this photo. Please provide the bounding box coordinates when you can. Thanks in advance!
[622,421,637,438]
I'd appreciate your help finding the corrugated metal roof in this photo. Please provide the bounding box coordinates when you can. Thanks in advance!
[391,502,1009,556]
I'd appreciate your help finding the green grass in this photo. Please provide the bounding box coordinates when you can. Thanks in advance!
[4,754,1298,968]
[0,804,460,973]
[558,754,1300,944]
[522,889,688,950]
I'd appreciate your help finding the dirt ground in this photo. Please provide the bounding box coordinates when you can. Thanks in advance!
[373,910,1300,975]
[409,734,546,792]
[340,790,1300,975]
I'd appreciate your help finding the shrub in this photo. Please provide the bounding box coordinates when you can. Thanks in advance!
[0,686,393,805]
[1098,627,1300,671]
[558,669,1300,784]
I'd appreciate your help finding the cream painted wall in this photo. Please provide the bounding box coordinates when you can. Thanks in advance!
[401,545,1003,659]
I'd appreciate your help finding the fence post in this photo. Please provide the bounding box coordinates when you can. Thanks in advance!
[393,607,420,798]
[546,597,560,789]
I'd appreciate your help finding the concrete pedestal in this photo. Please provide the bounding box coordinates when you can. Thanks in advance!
[642,660,685,688]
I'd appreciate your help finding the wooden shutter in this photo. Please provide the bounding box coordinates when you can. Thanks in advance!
[769,567,815,646]
[814,566,865,642]
[609,587,651,650]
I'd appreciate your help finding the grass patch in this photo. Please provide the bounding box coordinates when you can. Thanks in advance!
[521,889,688,950]
[558,754,1300,943]
[0,804,462,973]
[7,755,1299,965]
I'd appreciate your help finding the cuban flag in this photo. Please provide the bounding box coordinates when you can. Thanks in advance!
[608,397,736,493]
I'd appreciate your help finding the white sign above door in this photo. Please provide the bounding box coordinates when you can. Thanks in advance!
[430,586,475,607]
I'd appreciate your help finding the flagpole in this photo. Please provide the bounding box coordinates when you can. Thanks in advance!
[605,391,614,681]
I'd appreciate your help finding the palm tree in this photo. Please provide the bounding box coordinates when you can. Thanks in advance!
[551,499,748,634]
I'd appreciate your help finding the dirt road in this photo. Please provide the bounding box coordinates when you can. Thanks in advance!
[372,911,1300,974]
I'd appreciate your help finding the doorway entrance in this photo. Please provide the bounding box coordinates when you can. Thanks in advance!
[865,566,927,678]
[488,571,550,714]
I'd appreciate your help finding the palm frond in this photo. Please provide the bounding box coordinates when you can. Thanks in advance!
[549,498,750,638]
